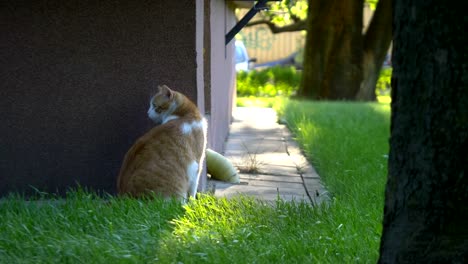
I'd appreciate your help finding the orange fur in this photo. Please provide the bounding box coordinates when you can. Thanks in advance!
[117,85,207,200]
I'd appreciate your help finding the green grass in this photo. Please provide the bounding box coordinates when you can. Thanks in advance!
[0,100,391,263]
[236,96,286,108]
[278,100,391,261]
[0,191,185,263]
[377,95,391,104]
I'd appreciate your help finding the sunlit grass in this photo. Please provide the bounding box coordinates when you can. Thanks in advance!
[158,190,393,263]
[280,101,390,200]
[377,95,391,104]
[236,96,285,108]
[276,100,391,262]
[1,99,391,263]
[0,192,348,263]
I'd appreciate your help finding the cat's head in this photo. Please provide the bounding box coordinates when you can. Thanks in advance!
[147,85,178,125]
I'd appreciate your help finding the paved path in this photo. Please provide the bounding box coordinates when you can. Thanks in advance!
[209,107,328,205]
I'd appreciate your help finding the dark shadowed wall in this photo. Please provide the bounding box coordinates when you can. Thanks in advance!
[0,1,200,196]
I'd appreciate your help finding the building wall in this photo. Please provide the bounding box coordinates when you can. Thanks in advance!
[196,0,205,115]
[0,1,202,196]
[203,0,212,114]
[208,0,237,154]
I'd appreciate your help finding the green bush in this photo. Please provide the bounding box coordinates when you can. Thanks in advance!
[376,67,392,96]
[237,65,391,99]
[237,66,301,97]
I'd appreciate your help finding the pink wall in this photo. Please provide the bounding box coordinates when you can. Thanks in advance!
[196,0,236,191]
[207,0,236,154]
[196,0,205,115]
[191,0,237,191]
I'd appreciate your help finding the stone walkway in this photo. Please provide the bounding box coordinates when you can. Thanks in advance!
[209,107,328,205]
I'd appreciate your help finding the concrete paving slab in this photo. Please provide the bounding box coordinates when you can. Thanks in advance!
[224,138,285,153]
[213,182,310,203]
[211,107,329,205]
[246,179,305,189]
[239,174,303,183]
[252,164,298,176]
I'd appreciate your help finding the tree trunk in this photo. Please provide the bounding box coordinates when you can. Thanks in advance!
[379,0,468,263]
[355,0,392,101]
[298,0,363,99]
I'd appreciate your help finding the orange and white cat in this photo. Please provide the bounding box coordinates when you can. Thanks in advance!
[117,85,207,201]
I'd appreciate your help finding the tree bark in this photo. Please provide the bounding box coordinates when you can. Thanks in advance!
[355,0,392,101]
[379,0,468,263]
[298,0,363,99]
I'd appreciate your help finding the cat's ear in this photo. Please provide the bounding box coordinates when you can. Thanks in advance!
[157,85,164,93]
[159,85,174,100]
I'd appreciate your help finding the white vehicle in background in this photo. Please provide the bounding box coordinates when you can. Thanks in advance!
[235,40,256,72]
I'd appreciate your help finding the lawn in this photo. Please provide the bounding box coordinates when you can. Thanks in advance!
[278,99,391,259]
[0,99,391,263]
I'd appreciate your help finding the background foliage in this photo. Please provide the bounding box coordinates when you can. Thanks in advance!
[237,66,391,98]
[237,66,301,97]
[375,67,392,96]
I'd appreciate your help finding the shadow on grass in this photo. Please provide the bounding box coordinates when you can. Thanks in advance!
[0,188,186,263]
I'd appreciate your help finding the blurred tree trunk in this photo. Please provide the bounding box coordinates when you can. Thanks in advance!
[378,0,468,262]
[355,0,392,101]
[297,0,363,99]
